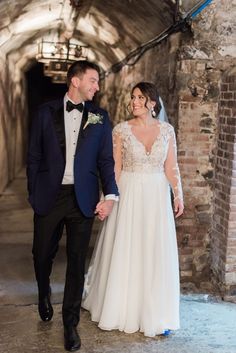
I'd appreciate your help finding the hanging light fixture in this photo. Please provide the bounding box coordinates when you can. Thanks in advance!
[36,39,87,63]
[36,38,89,83]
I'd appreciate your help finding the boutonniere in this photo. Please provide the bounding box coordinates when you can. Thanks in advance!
[83,112,103,130]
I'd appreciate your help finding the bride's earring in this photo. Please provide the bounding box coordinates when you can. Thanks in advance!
[151,107,156,117]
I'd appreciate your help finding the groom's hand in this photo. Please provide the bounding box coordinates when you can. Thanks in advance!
[95,200,114,221]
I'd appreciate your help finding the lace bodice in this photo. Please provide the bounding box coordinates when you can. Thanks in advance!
[113,121,183,202]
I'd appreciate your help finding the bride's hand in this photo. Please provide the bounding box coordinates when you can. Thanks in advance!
[95,200,114,220]
[174,198,184,218]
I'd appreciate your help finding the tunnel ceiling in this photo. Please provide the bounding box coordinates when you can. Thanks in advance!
[0,0,201,72]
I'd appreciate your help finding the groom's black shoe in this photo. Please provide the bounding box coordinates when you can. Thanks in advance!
[38,294,53,322]
[64,326,81,351]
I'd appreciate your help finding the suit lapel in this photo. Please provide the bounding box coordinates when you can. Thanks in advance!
[52,104,66,160]
[79,105,88,137]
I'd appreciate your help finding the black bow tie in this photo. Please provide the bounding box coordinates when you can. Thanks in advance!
[66,100,83,113]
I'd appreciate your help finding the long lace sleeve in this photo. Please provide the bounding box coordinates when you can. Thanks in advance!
[112,124,123,183]
[164,127,183,203]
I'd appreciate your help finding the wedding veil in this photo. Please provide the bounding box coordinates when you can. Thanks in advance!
[158,97,169,122]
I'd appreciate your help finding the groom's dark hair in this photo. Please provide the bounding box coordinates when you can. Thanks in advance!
[67,60,100,87]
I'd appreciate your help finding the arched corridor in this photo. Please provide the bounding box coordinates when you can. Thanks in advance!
[0,0,236,351]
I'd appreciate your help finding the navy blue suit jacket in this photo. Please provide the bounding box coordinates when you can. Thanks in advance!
[27,99,119,217]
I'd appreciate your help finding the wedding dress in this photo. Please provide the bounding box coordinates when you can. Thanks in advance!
[82,120,183,337]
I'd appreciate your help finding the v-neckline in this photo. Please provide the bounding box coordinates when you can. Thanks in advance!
[126,121,162,155]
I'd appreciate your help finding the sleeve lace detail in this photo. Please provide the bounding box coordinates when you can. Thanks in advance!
[112,123,124,182]
[164,125,183,202]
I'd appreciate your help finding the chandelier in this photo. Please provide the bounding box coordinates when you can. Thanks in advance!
[36,39,89,83]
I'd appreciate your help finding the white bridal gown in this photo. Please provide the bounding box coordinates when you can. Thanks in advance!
[82,120,183,337]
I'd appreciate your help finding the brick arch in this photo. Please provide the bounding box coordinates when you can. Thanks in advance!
[211,67,236,302]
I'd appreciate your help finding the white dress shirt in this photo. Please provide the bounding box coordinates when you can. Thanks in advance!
[62,94,82,185]
[62,94,118,201]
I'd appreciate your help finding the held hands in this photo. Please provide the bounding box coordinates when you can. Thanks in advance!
[95,200,114,221]
[174,197,184,218]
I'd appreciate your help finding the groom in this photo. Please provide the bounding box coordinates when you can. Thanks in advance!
[27,60,119,351]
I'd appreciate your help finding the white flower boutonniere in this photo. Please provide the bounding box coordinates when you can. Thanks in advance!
[83,112,103,130]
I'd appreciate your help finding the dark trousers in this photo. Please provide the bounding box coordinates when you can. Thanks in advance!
[32,185,94,327]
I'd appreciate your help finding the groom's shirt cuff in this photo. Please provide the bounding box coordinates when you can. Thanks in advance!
[104,194,119,201]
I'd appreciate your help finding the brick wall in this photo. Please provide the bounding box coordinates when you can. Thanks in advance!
[211,68,236,302]
[176,58,219,291]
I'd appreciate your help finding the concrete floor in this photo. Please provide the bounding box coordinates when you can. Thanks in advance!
[0,170,236,353]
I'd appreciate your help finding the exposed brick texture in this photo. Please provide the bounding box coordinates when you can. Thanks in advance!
[211,69,236,301]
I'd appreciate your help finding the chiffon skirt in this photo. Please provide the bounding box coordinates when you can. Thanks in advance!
[82,171,180,337]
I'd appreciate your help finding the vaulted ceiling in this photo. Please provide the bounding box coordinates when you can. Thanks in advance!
[0,0,201,72]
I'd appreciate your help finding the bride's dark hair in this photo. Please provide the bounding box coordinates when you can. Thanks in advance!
[131,82,161,117]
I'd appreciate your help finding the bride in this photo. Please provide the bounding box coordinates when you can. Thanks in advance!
[82,81,184,337]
